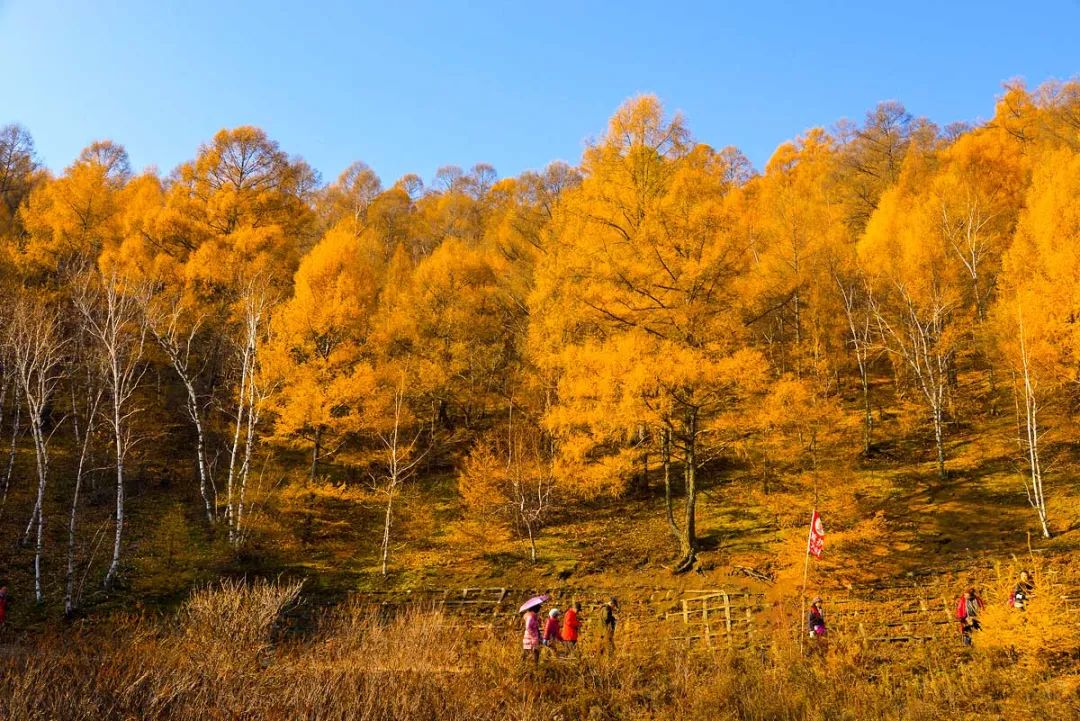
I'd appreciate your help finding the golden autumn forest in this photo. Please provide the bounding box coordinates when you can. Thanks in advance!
[2,79,1080,720]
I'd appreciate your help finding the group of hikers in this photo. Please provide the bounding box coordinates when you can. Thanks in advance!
[806,570,1037,647]
[518,569,1040,663]
[521,596,618,665]
[953,569,1035,646]
[0,567,1042,657]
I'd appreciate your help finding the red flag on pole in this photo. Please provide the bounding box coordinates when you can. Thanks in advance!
[808,510,825,559]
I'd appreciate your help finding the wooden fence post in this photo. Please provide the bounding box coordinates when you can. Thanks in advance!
[703,600,711,647]
[721,590,732,647]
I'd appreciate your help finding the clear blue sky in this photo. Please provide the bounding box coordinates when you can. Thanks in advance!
[2,0,1078,186]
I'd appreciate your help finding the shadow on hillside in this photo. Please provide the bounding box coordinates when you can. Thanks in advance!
[844,447,1046,582]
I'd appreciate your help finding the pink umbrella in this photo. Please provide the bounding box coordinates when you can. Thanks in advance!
[518,594,549,613]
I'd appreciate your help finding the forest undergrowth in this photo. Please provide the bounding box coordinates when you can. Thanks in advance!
[1,579,1078,721]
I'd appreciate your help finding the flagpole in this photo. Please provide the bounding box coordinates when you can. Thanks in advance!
[799,509,814,653]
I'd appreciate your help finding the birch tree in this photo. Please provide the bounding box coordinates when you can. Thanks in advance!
[0,123,40,238]
[65,331,104,616]
[142,290,216,524]
[833,269,879,455]
[1011,307,1050,537]
[0,342,20,520]
[7,293,66,603]
[992,150,1080,538]
[73,270,148,590]
[368,371,425,576]
[860,151,969,482]
[222,282,276,546]
[459,407,555,562]
[935,128,1025,325]
[867,280,958,481]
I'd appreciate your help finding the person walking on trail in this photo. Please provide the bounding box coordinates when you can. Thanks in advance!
[1010,570,1034,611]
[543,608,562,655]
[956,587,983,645]
[562,602,582,654]
[600,597,619,655]
[808,597,827,637]
[522,604,542,666]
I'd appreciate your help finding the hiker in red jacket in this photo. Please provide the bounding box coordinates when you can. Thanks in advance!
[956,587,983,645]
[562,602,582,654]
[543,608,562,655]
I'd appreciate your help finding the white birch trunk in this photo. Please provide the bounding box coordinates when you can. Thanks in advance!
[1016,309,1051,538]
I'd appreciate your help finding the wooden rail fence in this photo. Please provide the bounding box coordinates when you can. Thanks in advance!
[347,577,1080,649]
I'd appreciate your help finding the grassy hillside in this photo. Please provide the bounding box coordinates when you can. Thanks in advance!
[2,366,1077,627]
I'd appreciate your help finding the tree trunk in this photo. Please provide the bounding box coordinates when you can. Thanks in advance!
[34,488,44,604]
[675,411,697,573]
[235,365,260,546]
[662,428,680,550]
[860,367,872,456]
[27,419,47,604]
[640,449,649,495]
[1,389,19,520]
[525,520,537,562]
[1025,395,1051,538]
[224,339,253,545]
[104,392,124,590]
[310,425,322,482]
[933,405,946,482]
[182,377,214,525]
[1017,317,1051,539]
[381,488,394,576]
[66,404,93,618]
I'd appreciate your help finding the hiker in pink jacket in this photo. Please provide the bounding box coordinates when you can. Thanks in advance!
[522,606,542,665]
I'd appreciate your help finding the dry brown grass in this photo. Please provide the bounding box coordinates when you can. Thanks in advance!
[1,580,1078,721]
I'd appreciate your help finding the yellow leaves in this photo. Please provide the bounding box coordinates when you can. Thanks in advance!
[594,94,690,163]
[289,225,383,338]
[756,376,821,432]
[379,237,516,408]
[978,563,1080,668]
[458,438,502,514]
[17,143,131,277]
[741,127,850,382]
[264,225,385,445]
[533,97,767,494]
[320,161,383,228]
[994,149,1080,385]
[1006,149,1080,291]
[859,144,970,316]
[745,374,843,478]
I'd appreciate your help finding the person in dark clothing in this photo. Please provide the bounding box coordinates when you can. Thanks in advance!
[808,597,826,637]
[600,597,618,655]
[1010,570,1034,611]
[956,587,983,645]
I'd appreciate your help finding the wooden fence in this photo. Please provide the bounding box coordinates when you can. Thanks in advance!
[347,574,1080,649]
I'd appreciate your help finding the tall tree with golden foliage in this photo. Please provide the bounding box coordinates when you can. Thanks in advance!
[532,96,764,571]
